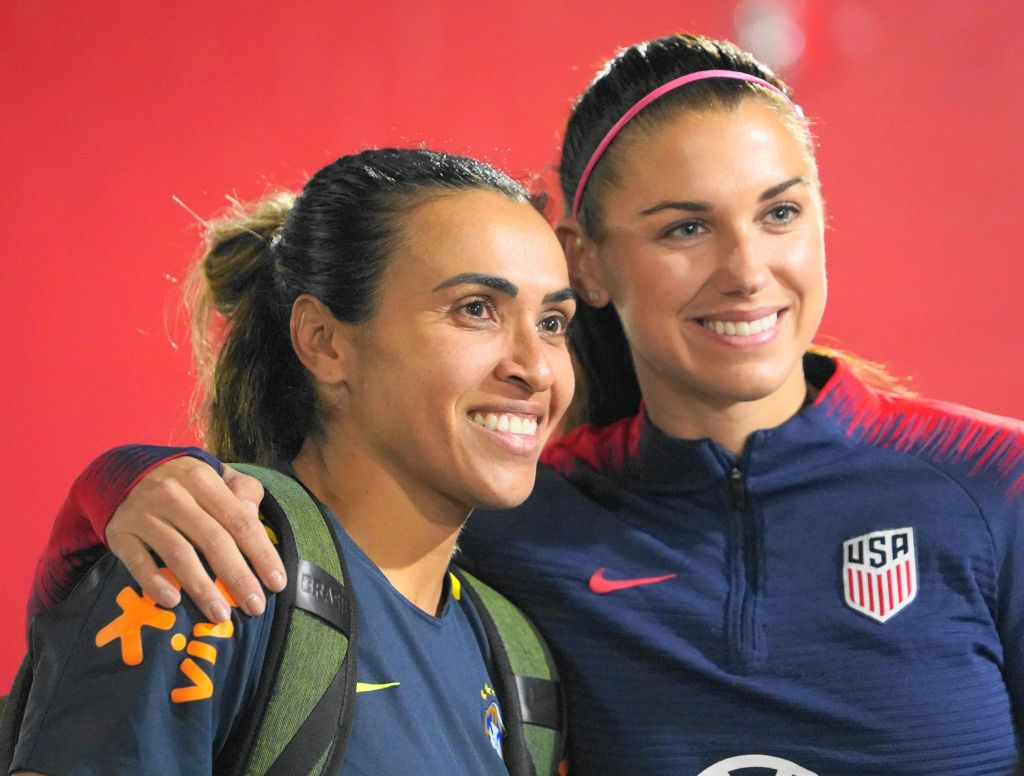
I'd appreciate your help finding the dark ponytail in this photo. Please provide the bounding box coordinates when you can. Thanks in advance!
[188,192,308,464]
[189,148,530,465]
[561,34,808,426]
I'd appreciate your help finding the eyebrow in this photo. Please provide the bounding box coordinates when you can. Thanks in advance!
[433,273,518,297]
[639,199,711,216]
[432,273,576,305]
[543,288,577,304]
[638,176,811,217]
[758,176,809,201]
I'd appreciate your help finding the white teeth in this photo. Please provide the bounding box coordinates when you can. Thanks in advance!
[471,413,539,436]
[702,311,778,336]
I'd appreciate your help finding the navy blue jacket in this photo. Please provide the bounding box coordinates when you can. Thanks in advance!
[459,354,1024,774]
[34,354,1024,774]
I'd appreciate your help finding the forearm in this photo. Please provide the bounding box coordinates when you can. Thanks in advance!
[30,445,220,617]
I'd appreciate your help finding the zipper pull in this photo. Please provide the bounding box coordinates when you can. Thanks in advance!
[727,466,748,511]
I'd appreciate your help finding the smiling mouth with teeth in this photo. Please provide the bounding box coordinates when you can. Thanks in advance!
[470,413,539,436]
[700,311,779,336]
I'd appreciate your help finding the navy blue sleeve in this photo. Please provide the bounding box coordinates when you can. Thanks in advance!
[990,488,1024,735]
[13,553,271,775]
[941,424,1024,739]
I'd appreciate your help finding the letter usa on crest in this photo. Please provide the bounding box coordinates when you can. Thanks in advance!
[842,527,917,623]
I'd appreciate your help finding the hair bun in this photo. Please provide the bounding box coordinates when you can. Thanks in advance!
[202,192,295,315]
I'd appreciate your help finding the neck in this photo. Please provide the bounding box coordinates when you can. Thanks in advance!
[641,365,810,455]
[291,435,469,615]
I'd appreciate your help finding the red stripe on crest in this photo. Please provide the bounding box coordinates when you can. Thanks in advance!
[877,575,886,618]
[887,568,896,607]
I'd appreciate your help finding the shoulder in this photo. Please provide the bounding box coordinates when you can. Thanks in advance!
[30,553,274,700]
[541,412,643,479]
[820,359,1024,504]
[14,554,274,773]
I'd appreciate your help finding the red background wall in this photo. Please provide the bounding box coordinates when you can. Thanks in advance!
[2,1,1022,686]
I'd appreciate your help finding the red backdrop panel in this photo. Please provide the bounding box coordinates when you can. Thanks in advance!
[2,0,1021,685]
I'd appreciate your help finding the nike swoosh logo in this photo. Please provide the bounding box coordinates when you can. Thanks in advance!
[356,681,400,693]
[588,567,677,594]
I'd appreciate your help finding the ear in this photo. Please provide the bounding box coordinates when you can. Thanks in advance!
[554,216,610,308]
[290,294,352,386]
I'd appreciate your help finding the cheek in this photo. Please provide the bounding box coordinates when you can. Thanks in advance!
[613,258,702,341]
[776,233,826,292]
[424,342,505,413]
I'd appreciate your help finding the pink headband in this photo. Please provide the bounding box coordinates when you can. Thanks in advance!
[571,69,803,218]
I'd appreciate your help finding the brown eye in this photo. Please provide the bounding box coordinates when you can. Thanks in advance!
[538,313,570,336]
[459,297,496,320]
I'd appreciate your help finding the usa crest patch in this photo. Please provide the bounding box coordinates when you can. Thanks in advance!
[842,527,917,623]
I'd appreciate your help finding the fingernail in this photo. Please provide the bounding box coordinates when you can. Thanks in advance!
[244,592,265,616]
[157,587,181,609]
[268,570,286,592]
[209,599,231,623]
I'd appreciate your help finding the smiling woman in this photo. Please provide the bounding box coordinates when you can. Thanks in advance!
[22,33,1024,776]
[9,148,574,775]
[329,190,574,533]
[568,99,826,452]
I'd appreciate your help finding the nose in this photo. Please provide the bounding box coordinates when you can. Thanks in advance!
[715,224,770,297]
[494,322,555,395]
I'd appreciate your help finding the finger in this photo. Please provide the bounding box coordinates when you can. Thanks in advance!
[222,467,287,593]
[176,466,275,612]
[139,516,234,623]
[108,462,237,620]
[221,464,265,504]
[187,518,268,618]
[108,531,181,609]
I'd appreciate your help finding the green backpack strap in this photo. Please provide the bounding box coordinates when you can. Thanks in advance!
[216,464,357,776]
[452,567,566,776]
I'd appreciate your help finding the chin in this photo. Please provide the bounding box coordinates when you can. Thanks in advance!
[471,475,537,511]
[722,355,804,395]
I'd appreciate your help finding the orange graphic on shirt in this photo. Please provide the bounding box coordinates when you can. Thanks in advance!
[95,587,177,665]
[194,620,234,639]
[95,569,240,703]
[172,658,215,703]
[170,613,237,703]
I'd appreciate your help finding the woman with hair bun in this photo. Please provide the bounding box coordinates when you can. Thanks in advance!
[11,148,576,775]
[31,34,1024,774]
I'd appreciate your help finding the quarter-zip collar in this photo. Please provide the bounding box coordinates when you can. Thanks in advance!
[620,354,857,493]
